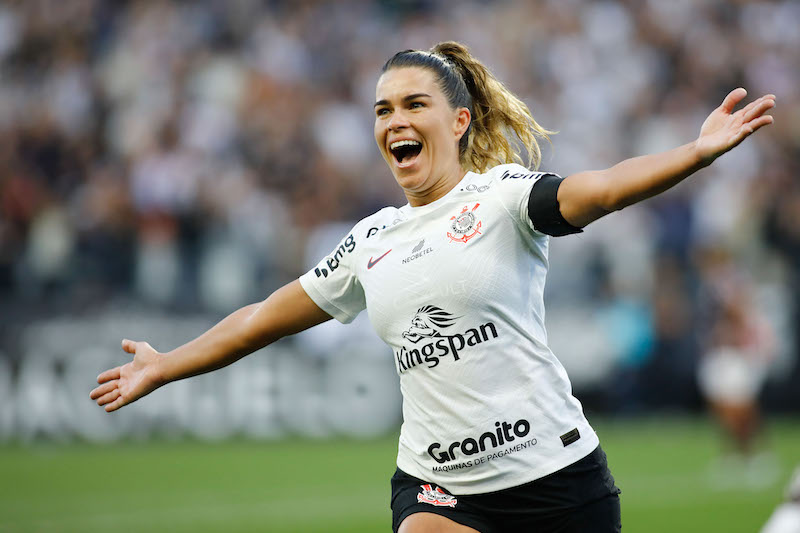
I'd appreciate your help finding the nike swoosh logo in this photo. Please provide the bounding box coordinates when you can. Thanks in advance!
[367,249,392,269]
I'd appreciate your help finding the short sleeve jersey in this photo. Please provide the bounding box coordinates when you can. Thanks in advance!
[299,163,599,494]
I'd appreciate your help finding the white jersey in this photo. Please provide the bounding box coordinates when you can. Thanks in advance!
[299,163,599,494]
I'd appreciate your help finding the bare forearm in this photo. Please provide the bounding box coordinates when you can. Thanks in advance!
[559,90,775,228]
[156,280,330,385]
[92,281,330,413]
[156,303,266,384]
[602,140,707,211]
[559,141,707,227]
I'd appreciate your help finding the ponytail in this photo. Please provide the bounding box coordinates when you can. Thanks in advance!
[381,41,552,173]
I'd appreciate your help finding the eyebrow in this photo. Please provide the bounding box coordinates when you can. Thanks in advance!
[374,93,432,108]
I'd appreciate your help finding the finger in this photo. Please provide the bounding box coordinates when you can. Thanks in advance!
[122,339,137,354]
[746,114,774,133]
[97,367,121,383]
[731,115,774,147]
[105,396,127,413]
[743,98,775,122]
[736,96,767,118]
[97,389,121,407]
[720,88,747,113]
[90,380,117,400]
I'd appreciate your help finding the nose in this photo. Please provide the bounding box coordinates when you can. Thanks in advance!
[387,109,410,132]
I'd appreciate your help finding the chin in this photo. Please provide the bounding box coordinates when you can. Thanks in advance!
[393,168,429,192]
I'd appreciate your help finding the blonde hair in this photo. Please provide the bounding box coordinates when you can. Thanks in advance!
[381,41,552,173]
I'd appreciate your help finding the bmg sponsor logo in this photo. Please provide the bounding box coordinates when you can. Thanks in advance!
[314,233,356,278]
[394,305,499,373]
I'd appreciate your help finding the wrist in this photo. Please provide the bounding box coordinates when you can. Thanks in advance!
[692,139,718,168]
[151,350,169,388]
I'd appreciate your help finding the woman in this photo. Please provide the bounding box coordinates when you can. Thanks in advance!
[91,42,775,532]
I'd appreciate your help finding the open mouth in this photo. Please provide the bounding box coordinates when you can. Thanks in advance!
[390,140,423,166]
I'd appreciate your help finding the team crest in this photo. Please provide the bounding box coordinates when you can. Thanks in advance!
[447,203,482,243]
[417,484,458,507]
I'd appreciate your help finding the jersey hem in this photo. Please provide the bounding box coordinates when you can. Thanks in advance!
[396,431,600,495]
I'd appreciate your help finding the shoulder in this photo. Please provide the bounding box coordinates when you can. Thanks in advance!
[476,164,561,204]
[351,205,406,241]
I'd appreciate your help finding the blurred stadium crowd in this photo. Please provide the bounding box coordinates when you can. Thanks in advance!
[1,0,798,414]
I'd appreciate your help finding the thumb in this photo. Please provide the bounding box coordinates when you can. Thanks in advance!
[719,87,747,114]
[121,339,138,354]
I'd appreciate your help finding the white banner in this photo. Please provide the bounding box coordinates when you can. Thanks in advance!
[0,312,402,442]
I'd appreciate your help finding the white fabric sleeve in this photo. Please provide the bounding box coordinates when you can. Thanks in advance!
[491,163,558,237]
[298,230,366,324]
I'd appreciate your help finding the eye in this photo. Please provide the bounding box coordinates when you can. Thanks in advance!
[376,107,390,116]
[410,101,425,109]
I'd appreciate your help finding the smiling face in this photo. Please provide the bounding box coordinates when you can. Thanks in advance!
[374,67,471,206]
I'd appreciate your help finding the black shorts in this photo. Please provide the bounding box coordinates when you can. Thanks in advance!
[390,446,621,533]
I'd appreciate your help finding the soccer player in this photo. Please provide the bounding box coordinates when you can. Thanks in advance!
[91,42,775,532]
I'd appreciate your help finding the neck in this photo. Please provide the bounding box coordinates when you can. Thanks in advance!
[404,164,467,207]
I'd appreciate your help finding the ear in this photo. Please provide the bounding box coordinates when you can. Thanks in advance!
[453,107,471,140]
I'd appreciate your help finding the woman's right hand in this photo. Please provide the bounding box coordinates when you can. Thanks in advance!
[90,339,164,412]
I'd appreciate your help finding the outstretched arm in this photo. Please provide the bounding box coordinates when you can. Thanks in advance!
[557,88,776,228]
[89,280,331,412]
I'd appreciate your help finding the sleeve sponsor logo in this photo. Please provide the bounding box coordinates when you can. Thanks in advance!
[365,218,403,239]
[314,233,356,278]
[394,305,499,374]
[499,169,549,181]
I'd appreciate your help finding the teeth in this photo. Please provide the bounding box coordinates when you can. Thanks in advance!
[390,140,421,150]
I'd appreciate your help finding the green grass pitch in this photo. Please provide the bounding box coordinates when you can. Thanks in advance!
[2,417,799,532]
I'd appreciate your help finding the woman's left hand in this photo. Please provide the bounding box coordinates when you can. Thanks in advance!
[696,88,775,164]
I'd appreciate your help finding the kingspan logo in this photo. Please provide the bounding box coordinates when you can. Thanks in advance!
[394,305,499,373]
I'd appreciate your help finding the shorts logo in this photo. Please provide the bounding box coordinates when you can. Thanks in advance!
[417,484,457,507]
[447,203,482,244]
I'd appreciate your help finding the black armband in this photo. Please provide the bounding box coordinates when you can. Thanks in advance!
[527,174,583,237]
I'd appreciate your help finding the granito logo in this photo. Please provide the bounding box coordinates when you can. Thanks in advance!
[314,233,356,278]
[402,238,434,265]
[394,305,499,373]
[428,418,533,464]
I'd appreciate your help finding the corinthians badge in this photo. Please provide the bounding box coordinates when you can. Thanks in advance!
[447,203,482,244]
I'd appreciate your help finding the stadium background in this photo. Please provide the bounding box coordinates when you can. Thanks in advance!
[0,0,798,531]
